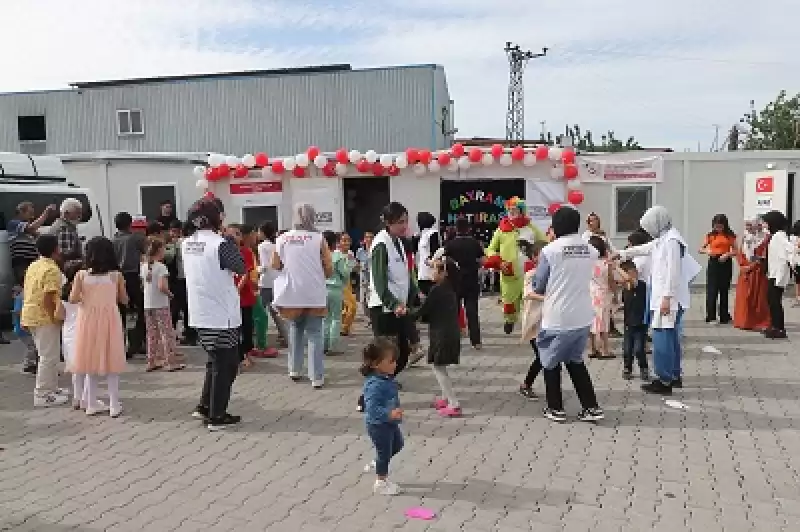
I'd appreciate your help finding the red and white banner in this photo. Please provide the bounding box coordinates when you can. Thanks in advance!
[229,182,282,194]
[228,180,283,207]
[578,156,664,183]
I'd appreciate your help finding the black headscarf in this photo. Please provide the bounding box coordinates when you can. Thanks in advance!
[761,210,787,234]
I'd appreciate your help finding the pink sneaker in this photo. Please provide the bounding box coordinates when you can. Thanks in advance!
[432,398,448,410]
[438,406,462,417]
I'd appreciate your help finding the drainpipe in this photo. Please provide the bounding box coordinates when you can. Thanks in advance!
[430,67,436,150]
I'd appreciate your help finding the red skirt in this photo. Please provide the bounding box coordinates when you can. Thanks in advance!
[733,263,771,331]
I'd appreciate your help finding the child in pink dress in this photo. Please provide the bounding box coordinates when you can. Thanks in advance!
[588,236,614,359]
[68,237,128,417]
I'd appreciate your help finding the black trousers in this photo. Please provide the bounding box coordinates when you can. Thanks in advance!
[543,362,599,411]
[458,288,482,346]
[199,345,240,419]
[418,280,434,296]
[767,279,785,331]
[240,306,254,357]
[121,272,146,354]
[523,340,542,388]
[623,325,648,371]
[370,308,411,374]
[706,256,733,321]
[173,279,196,342]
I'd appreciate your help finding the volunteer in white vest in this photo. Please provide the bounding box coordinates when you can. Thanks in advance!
[532,206,604,423]
[271,203,333,389]
[182,198,245,431]
[415,212,440,296]
[616,205,700,395]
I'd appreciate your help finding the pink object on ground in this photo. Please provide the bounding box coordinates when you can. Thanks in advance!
[404,507,436,520]
[438,406,462,417]
[432,398,448,409]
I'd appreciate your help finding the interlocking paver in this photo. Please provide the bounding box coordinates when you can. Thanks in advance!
[1,293,799,531]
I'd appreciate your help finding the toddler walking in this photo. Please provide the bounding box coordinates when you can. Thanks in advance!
[68,237,128,417]
[618,260,650,380]
[141,239,183,372]
[519,240,547,399]
[361,338,404,495]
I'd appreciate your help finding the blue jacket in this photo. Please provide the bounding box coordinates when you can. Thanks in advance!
[363,373,400,425]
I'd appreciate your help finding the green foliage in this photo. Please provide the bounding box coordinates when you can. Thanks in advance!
[547,124,641,152]
[743,90,800,150]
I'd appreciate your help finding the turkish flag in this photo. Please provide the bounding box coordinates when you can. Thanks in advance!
[756,177,774,193]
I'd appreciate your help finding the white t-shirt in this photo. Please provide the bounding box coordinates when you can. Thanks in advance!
[141,261,170,309]
[257,240,278,288]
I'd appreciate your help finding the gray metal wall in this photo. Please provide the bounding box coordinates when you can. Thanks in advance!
[0,65,449,156]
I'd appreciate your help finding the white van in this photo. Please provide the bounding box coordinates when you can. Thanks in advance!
[0,153,104,315]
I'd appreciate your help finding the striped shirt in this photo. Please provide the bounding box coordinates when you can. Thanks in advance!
[195,236,245,351]
[7,219,39,262]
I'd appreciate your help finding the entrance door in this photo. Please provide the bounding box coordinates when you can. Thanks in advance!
[290,178,343,232]
[440,179,525,245]
[242,205,279,228]
[343,177,390,236]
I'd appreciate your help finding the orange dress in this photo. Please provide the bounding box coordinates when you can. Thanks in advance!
[733,239,771,331]
[68,271,127,375]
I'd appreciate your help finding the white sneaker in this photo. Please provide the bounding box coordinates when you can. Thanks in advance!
[34,393,70,408]
[373,479,402,495]
[363,460,376,473]
[311,378,324,389]
[56,388,71,397]
[86,401,110,416]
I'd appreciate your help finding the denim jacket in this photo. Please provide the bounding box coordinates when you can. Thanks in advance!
[363,373,400,425]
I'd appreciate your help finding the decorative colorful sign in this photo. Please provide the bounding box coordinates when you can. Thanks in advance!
[440,179,526,243]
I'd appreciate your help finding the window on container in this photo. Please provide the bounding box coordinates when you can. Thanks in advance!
[117,109,144,135]
[0,191,92,228]
[614,185,653,234]
[139,184,176,221]
[18,115,46,142]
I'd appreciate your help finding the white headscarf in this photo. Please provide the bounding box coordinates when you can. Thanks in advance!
[292,203,317,231]
[742,217,768,258]
[639,206,672,239]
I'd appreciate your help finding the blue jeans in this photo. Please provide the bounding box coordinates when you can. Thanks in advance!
[651,307,684,384]
[287,314,325,382]
[367,423,404,476]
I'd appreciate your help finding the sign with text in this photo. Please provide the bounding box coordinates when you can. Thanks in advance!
[744,170,787,219]
[579,155,664,183]
[440,179,525,244]
[228,180,283,207]
[524,179,566,234]
[289,177,342,231]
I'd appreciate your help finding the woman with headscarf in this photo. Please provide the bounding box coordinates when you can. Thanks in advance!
[761,210,794,339]
[616,206,700,395]
[732,218,771,331]
[271,203,334,388]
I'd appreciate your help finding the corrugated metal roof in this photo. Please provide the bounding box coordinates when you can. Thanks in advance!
[58,151,208,164]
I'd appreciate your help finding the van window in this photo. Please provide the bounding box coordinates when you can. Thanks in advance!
[0,191,92,230]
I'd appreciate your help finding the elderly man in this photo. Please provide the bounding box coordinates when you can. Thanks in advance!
[50,198,84,268]
[8,201,57,285]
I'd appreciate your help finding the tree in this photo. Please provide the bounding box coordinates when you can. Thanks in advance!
[549,124,641,152]
[743,90,800,150]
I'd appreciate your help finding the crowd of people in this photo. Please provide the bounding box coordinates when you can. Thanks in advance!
[5,192,799,495]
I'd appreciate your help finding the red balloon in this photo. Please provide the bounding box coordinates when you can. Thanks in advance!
[468,147,483,163]
[372,162,385,176]
[562,148,576,165]
[292,166,306,178]
[234,164,248,178]
[388,164,400,176]
[203,190,215,199]
[547,202,562,216]
[356,160,371,173]
[437,152,451,166]
[567,189,584,205]
[563,164,578,180]
[535,145,549,161]
[406,148,420,164]
[205,167,219,181]
[335,149,349,165]
[419,150,433,165]
[307,146,320,160]
[491,144,504,159]
[271,160,285,174]
[323,162,336,177]
[511,146,525,161]
[451,143,465,157]
[217,163,231,176]
[254,152,269,167]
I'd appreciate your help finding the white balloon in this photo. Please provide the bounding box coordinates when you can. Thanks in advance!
[226,155,240,167]
[364,150,379,164]
[261,166,274,180]
[567,178,583,190]
[523,153,537,167]
[207,153,224,167]
[335,163,348,176]
[499,154,513,167]
[458,156,471,170]
[348,150,362,164]
[283,157,297,171]
[413,163,427,176]
[548,147,564,162]
[379,154,394,167]
[395,154,408,169]
[428,160,441,173]
[242,154,256,168]
[550,166,562,180]
[296,154,309,168]
[195,178,209,189]
[448,160,459,172]
[314,155,327,169]
[481,153,494,166]
[193,165,206,178]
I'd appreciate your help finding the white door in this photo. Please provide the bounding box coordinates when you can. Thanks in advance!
[744,170,788,220]
[289,178,344,232]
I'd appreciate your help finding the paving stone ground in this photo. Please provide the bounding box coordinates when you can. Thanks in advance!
[1,293,799,532]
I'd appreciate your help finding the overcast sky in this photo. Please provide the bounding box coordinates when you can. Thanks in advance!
[2,0,798,151]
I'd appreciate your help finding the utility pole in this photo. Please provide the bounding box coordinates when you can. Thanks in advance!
[711,124,720,152]
[505,42,548,144]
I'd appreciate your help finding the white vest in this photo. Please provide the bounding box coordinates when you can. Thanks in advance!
[272,230,327,309]
[649,227,691,311]
[182,230,241,330]
[540,234,598,331]
[416,228,437,281]
[369,230,410,311]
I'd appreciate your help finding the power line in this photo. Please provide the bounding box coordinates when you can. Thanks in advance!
[556,48,800,67]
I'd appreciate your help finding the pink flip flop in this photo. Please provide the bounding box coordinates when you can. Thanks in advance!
[405,507,436,520]
[432,398,448,410]
[438,406,462,417]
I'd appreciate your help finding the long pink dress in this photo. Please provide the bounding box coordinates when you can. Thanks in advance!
[590,259,613,334]
[68,271,127,375]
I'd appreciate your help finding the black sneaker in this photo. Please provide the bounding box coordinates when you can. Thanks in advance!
[671,377,683,389]
[766,329,788,339]
[0,335,10,345]
[518,386,537,400]
[503,323,513,335]
[578,408,605,422]
[207,413,242,431]
[192,405,209,420]
[622,369,633,381]
[22,365,38,375]
[642,380,672,395]
[543,407,567,423]
[640,368,650,381]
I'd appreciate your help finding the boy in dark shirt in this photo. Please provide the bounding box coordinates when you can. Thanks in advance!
[619,261,649,381]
